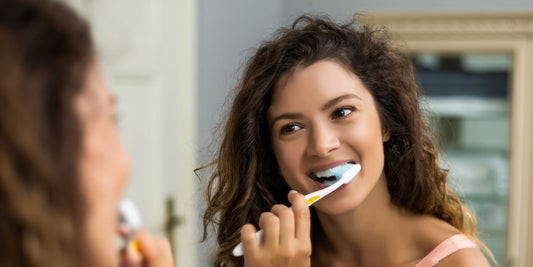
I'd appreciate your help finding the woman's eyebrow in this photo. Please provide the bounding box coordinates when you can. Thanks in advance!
[322,94,361,111]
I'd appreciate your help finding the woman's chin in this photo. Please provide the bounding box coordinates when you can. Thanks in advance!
[314,198,359,216]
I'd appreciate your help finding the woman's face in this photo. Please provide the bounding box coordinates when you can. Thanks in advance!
[267,60,389,215]
[75,62,130,266]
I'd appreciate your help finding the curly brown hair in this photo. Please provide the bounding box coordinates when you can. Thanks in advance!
[201,15,478,266]
[0,0,93,266]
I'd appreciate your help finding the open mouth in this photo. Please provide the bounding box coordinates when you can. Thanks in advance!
[309,162,356,186]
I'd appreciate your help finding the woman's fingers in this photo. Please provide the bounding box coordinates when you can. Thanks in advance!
[288,190,312,254]
[258,212,280,250]
[241,190,311,266]
[270,204,295,245]
[119,229,174,267]
[241,224,260,257]
[136,230,174,267]
[119,247,142,267]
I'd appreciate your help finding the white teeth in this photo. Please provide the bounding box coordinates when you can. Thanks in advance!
[314,163,352,178]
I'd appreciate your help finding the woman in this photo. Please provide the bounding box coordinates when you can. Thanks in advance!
[0,0,173,266]
[202,15,491,266]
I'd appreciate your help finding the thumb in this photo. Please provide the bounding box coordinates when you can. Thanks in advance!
[136,230,174,267]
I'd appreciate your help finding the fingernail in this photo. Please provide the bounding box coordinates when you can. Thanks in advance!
[289,190,298,194]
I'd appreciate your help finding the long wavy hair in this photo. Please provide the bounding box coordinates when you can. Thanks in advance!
[0,0,93,266]
[201,15,481,266]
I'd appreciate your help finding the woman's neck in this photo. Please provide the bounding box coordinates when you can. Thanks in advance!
[312,176,421,266]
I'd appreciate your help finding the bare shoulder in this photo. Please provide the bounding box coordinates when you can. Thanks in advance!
[411,216,490,266]
[402,214,491,266]
[437,247,490,267]
[410,215,462,250]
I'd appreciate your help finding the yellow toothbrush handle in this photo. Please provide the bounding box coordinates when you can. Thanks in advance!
[129,240,141,252]
[306,195,320,205]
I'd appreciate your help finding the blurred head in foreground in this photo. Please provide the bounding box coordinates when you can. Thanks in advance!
[0,0,130,266]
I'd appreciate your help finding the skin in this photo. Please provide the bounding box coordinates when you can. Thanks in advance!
[248,60,489,267]
[241,191,311,267]
[75,62,174,267]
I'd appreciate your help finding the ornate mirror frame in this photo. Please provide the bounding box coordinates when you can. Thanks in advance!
[359,12,533,267]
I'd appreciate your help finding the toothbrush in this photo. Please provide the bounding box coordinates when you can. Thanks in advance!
[118,199,142,251]
[232,163,361,257]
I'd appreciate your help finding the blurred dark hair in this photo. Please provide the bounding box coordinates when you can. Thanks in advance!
[0,0,93,266]
[201,15,479,266]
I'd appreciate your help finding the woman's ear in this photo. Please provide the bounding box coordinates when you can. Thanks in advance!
[382,128,390,142]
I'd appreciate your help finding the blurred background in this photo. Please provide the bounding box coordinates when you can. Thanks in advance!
[65,0,533,266]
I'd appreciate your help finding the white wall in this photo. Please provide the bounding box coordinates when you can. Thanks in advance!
[197,0,284,153]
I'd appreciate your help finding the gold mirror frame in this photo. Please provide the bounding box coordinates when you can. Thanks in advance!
[359,12,533,267]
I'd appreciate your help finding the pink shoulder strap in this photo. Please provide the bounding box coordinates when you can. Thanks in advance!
[414,234,478,267]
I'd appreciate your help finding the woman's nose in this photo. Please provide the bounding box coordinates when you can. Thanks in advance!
[306,125,340,157]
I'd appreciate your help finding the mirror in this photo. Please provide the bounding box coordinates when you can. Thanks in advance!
[412,52,511,265]
[360,12,533,267]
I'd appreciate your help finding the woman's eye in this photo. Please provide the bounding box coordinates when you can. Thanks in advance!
[280,124,302,135]
[332,107,354,119]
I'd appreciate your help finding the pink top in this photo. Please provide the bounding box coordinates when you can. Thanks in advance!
[414,234,478,267]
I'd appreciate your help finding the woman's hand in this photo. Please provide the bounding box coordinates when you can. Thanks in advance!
[241,190,311,267]
[120,230,174,267]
